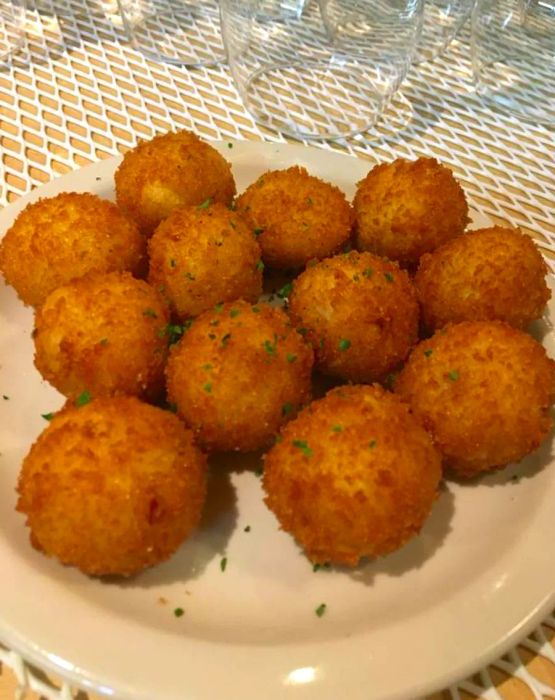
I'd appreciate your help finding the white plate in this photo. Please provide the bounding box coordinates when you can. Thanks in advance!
[0,141,554,700]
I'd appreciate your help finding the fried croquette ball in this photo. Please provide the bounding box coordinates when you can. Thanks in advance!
[34,271,170,401]
[288,251,419,383]
[16,396,207,576]
[353,157,469,268]
[395,321,555,479]
[166,300,313,452]
[0,192,145,307]
[114,130,236,234]
[148,202,262,320]
[263,384,442,566]
[415,226,551,331]
[236,166,353,269]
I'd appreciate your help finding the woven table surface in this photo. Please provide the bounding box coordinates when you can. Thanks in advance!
[0,0,554,697]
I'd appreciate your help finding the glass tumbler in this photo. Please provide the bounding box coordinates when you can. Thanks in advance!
[0,0,25,61]
[117,0,226,66]
[219,0,423,140]
[472,0,554,125]
[415,0,475,63]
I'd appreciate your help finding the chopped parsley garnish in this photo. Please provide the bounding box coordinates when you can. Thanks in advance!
[338,338,351,351]
[169,258,177,268]
[143,308,158,318]
[254,467,263,477]
[306,197,313,205]
[42,412,55,421]
[220,557,227,572]
[297,327,308,336]
[252,305,261,313]
[99,338,109,346]
[424,349,433,357]
[286,353,297,363]
[210,319,220,327]
[256,260,265,272]
[208,333,217,340]
[363,268,373,278]
[244,525,251,532]
[332,424,343,433]
[448,370,460,381]
[253,227,264,236]
[229,308,240,318]
[369,439,377,449]
[221,333,232,347]
[274,435,283,444]
[174,607,184,617]
[160,323,186,345]
[352,274,360,282]
[165,402,178,413]
[229,221,236,229]
[264,338,277,356]
[384,272,394,283]
[293,439,313,457]
[282,402,293,416]
[315,603,327,617]
[227,142,233,149]
[203,383,212,393]
[197,198,212,209]
[75,390,91,407]
[184,272,196,281]
[202,363,213,371]
[313,563,331,572]
[277,282,293,299]
[214,303,224,313]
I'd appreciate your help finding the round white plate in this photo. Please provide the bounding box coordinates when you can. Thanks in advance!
[0,141,553,700]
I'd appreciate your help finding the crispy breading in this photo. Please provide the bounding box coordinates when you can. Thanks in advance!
[415,226,551,330]
[0,192,145,307]
[394,321,555,478]
[16,396,207,576]
[288,251,419,382]
[236,166,353,269]
[34,271,170,401]
[148,201,262,320]
[353,157,469,267]
[166,300,314,452]
[115,130,236,234]
[263,384,442,566]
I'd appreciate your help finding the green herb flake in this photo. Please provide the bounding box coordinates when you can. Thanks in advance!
[448,370,460,381]
[214,303,224,313]
[384,272,394,283]
[282,402,293,417]
[162,324,185,345]
[286,353,297,363]
[253,227,264,236]
[210,319,220,327]
[315,603,327,618]
[143,308,158,318]
[75,390,91,407]
[352,274,360,282]
[221,333,232,347]
[332,424,343,433]
[306,196,314,205]
[313,563,321,572]
[255,260,265,272]
[229,221,236,229]
[252,305,261,313]
[274,435,283,444]
[297,327,308,336]
[369,439,377,449]
[229,308,240,318]
[202,363,213,371]
[184,272,196,281]
[277,282,293,299]
[424,349,433,358]
[203,383,212,394]
[363,268,373,278]
[227,142,233,149]
[338,338,351,351]
[244,525,251,532]
[220,557,227,572]
[42,412,55,421]
[208,333,217,340]
[169,258,177,268]
[197,198,212,210]
[174,607,184,618]
[293,439,313,458]
[254,467,263,477]
[99,338,109,346]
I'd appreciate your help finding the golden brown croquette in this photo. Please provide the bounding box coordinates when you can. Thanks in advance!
[415,226,551,331]
[263,384,442,566]
[114,130,236,234]
[288,251,419,383]
[394,321,555,478]
[148,201,262,321]
[166,300,314,452]
[353,157,469,267]
[34,271,170,401]
[17,396,207,577]
[0,192,146,308]
[236,166,353,269]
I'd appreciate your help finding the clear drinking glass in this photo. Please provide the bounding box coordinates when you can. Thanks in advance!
[415,0,475,63]
[0,0,25,61]
[472,0,555,125]
[117,0,226,66]
[219,0,423,140]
